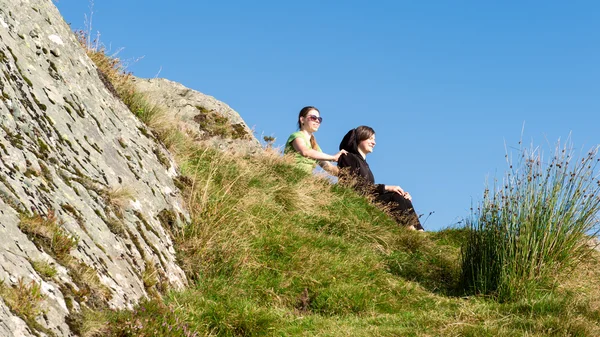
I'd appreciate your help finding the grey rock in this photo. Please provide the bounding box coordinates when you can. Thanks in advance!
[132,77,263,155]
[0,0,188,335]
[0,300,36,337]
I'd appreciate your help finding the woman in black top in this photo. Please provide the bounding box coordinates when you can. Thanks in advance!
[337,126,424,231]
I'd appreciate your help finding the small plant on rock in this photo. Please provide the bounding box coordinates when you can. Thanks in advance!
[0,277,46,320]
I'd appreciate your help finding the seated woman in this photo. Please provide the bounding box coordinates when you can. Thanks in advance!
[284,106,347,175]
[337,126,424,231]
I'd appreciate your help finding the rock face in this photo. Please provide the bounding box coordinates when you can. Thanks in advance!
[132,77,263,155]
[0,0,188,335]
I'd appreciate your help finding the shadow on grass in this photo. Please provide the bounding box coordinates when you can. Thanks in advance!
[384,228,470,296]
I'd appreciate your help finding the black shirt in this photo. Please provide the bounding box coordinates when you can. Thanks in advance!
[337,153,385,195]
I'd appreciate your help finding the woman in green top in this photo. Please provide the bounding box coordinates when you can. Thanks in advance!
[284,106,347,175]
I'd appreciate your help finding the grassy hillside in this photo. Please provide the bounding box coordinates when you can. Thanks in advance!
[92,147,600,337]
[73,33,600,337]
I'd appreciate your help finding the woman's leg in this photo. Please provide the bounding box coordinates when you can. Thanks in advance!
[375,192,424,230]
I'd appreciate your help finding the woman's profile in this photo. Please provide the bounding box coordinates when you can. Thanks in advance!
[337,126,424,231]
[284,106,346,175]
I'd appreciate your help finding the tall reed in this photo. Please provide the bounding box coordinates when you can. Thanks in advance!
[461,140,600,301]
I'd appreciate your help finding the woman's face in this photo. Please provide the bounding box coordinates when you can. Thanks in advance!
[301,109,322,132]
[358,134,376,155]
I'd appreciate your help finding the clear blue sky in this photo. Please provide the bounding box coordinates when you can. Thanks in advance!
[55,1,599,231]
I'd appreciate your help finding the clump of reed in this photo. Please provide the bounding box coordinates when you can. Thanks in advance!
[461,139,600,301]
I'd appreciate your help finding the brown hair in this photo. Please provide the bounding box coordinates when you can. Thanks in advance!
[298,106,319,149]
[355,126,375,143]
[339,126,375,154]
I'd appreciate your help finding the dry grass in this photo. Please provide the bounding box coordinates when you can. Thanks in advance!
[102,185,135,220]
[74,29,173,137]
[78,308,111,337]
[69,261,112,307]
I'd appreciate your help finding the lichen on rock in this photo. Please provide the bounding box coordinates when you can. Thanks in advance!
[0,0,188,335]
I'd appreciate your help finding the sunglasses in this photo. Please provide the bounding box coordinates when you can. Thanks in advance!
[307,115,323,123]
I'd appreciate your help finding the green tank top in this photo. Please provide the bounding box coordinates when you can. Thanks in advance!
[284,131,322,173]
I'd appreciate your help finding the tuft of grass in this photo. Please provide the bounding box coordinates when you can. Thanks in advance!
[460,140,600,301]
[69,262,112,308]
[67,306,111,337]
[79,310,111,337]
[107,300,201,337]
[74,29,168,135]
[142,259,159,295]
[105,215,126,237]
[18,210,78,260]
[31,260,58,279]
[0,278,46,320]
[77,29,191,156]
[102,185,134,216]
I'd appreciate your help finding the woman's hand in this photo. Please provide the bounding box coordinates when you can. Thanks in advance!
[385,185,412,200]
[332,149,348,162]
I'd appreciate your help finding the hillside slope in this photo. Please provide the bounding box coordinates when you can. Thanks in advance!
[2,1,599,336]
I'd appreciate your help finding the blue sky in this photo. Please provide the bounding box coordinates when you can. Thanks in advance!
[55,1,599,231]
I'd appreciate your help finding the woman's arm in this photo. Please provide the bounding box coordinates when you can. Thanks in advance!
[319,161,339,176]
[292,138,346,161]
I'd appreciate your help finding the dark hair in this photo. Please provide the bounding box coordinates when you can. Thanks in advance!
[297,106,319,149]
[339,125,375,154]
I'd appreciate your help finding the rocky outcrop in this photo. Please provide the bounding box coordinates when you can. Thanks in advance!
[132,77,263,155]
[0,0,188,335]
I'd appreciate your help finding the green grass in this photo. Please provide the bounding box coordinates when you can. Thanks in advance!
[31,260,57,279]
[74,30,600,336]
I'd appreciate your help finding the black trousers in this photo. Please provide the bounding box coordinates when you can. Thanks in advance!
[375,191,424,230]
